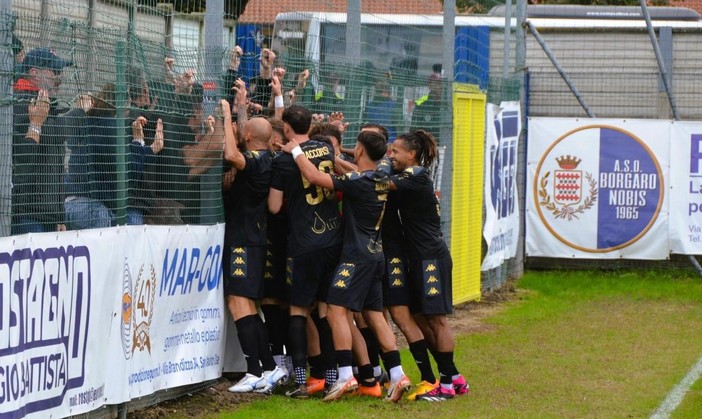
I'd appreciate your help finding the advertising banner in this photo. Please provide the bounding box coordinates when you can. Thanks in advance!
[482,102,521,271]
[0,224,225,417]
[670,122,702,254]
[527,118,669,259]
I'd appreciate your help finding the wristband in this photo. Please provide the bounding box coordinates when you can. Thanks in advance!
[29,124,41,136]
[274,95,284,108]
[291,145,303,160]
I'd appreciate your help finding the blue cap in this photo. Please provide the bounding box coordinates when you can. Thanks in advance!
[21,48,72,73]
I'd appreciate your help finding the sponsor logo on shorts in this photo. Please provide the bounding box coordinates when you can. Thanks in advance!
[230,247,247,278]
[333,263,354,289]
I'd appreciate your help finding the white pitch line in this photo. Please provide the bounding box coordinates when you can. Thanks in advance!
[650,355,702,419]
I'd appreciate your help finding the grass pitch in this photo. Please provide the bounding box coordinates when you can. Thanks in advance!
[152,269,702,419]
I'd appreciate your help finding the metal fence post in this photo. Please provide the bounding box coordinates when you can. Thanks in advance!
[0,2,12,236]
[514,0,527,279]
[440,0,455,246]
[200,0,224,224]
[115,40,128,225]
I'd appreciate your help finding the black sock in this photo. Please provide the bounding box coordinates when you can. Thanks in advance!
[261,304,285,357]
[380,349,401,371]
[308,354,325,379]
[359,326,380,368]
[433,351,456,385]
[288,315,307,385]
[235,315,262,377]
[255,315,277,371]
[280,309,290,348]
[358,363,375,386]
[335,349,353,368]
[313,314,336,373]
[409,339,437,383]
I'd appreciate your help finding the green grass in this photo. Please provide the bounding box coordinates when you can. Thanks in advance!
[672,374,702,419]
[212,270,702,418]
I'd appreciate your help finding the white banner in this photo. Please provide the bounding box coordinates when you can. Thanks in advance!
[482,102,521,271]
[526,118,669,259]
[670,122,702,254]
[0,224,225,418]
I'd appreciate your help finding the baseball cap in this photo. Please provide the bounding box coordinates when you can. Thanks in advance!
[21,48,73,73]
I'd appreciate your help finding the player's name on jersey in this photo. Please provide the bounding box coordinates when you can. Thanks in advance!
[304,147,330,159]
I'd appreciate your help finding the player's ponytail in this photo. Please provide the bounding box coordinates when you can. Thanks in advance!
[398,130,438,168]
[415,130,438,168]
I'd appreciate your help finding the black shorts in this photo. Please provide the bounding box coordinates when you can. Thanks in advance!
[382,255,411,307]
[326,261,384,313]
[406,253,453,315]
[223,245,267,299]
[262,239,289,301]
[287,243,342,308]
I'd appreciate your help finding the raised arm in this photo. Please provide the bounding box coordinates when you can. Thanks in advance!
[270,74,284,120]
[222,98,246,171]
[233,78,248,142]
[184,112,224,178]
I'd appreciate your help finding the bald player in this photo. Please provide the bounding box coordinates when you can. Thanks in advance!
[222,92,287,393]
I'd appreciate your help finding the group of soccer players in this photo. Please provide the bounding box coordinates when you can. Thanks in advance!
[220,75,468,403]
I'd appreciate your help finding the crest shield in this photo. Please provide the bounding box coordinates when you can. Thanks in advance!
[554,169,583,205]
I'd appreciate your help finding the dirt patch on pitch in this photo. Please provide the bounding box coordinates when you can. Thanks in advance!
[129,281,520,418]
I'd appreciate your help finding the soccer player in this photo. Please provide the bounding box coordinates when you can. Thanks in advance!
[221,90,286,393]
[373,129,441,400]
[268,105,343,398]
[386,129,469,401]
[260,117,293,382]
[279,130,412,402]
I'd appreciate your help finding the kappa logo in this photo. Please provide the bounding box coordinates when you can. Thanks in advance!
[334,279,347,288]
[425,264,437,272]
[264,272,273,279]
[233,247,245,254]
[538,155,598,221]
[122,259,157,359]
[266,261,273,268]
[392,279,404,287]
[234,256,245,264]
[391,267,402,275]
[426,275,438,283]
[427,287,440,296]
[233,268,245,276]
[339,269,351,277]
[390,258,402,264]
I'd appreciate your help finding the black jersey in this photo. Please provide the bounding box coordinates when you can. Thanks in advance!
[223,149,273,246]
[377,157,406,256]
[270,140,342,256]
[390,166,448,259]
[332,170,390,262]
